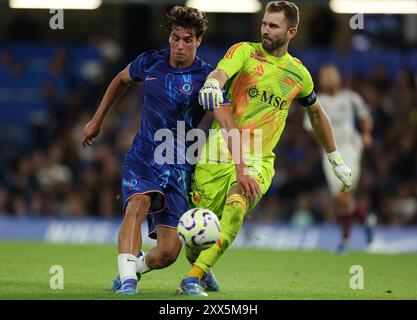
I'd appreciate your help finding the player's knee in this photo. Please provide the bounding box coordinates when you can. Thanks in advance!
[125,194,151,219]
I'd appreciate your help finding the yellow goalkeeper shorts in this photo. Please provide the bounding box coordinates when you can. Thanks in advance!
[190,161,274,217]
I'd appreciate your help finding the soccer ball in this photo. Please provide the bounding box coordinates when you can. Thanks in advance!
[177,208,221,250]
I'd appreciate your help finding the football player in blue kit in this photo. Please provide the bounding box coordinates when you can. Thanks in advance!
[82,5,259,295]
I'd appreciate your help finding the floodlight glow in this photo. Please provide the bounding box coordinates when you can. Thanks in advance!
[330,0,417,14]
[9,0,102,9]
[186,0,262,13]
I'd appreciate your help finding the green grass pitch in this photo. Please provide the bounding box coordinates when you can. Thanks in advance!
[0,241,416,300]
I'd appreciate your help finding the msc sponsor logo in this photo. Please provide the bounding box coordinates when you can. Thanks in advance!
[247,86,288,110]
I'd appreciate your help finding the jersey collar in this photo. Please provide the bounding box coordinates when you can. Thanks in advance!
[258,43,290,62]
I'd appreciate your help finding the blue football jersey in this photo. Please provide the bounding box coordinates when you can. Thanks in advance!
[128,48,213,171]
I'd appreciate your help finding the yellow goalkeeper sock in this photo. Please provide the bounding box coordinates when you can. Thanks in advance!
[186,264,205,280]
[194,194,247,273]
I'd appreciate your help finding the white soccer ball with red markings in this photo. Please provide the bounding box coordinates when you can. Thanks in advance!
[177,208,221,250]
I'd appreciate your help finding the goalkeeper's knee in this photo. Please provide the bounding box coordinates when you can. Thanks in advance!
[218,194,247,251]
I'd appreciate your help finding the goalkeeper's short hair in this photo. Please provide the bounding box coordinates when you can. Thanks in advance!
[265,1,299,28]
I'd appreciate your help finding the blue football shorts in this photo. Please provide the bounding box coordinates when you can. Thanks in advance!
[121,150,191,239]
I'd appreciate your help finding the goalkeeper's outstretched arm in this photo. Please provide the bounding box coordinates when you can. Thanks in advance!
[305,101,337,153]
[305,101,353,192]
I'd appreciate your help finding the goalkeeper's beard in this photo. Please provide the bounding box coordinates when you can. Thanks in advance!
[262,35,287,52]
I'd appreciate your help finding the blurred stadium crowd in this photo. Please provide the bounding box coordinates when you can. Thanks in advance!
[0,20,416,227]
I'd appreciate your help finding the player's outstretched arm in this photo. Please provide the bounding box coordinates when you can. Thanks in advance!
[82,65,133,147]
[305,101,353,192]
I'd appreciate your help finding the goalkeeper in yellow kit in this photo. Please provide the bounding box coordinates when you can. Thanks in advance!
[178,1,353,296]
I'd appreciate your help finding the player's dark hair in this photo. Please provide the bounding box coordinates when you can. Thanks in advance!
[265,1,299,28]
[163,5,208,38]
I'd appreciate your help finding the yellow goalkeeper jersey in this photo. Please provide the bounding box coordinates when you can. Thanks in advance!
[202,41,316,168]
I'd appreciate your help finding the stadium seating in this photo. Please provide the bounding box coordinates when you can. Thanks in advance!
[0,44,103,160]
[0,43,416,161]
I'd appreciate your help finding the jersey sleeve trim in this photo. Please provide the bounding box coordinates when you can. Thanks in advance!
[225,42,245,59]
[128,62,141,81]
[128,50,156,82]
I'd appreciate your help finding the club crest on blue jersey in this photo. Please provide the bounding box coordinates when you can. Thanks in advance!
[180,82,193,95]
[128,178,140,189]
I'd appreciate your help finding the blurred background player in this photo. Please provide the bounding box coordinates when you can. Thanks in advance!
[82,5,213,295]
[178,1,353,296]
[303,64,376,254]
